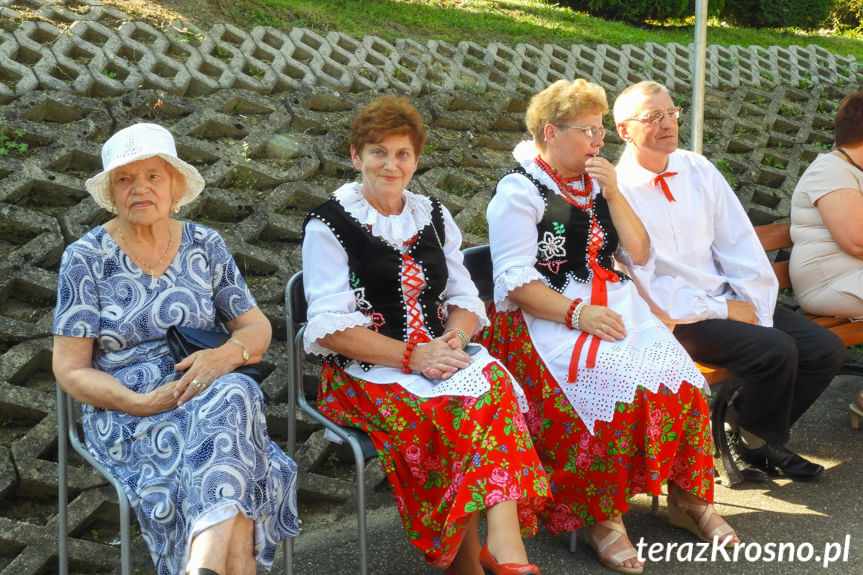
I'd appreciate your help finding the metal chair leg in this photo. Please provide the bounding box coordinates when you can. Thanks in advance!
[350,437,368,575]
[283,537,294,575]
[59,385,132,575]
[57,386,69,575]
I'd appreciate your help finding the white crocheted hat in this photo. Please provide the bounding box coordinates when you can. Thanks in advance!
[85,123,205,213]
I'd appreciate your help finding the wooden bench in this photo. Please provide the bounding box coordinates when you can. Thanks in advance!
[701,221,863,484]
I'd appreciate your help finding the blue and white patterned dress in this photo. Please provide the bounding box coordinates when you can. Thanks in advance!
[53,221,299,575]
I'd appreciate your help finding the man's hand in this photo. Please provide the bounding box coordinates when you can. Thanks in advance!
[726,300,758,325]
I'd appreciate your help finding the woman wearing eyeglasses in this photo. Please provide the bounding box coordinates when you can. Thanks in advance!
[481,79,734,574]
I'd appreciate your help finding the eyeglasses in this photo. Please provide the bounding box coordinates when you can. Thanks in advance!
[556,125,607,139]
[625,106,684,125]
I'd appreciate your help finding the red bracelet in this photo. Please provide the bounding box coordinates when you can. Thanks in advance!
[565,298,583,330]
[402,342,416,374]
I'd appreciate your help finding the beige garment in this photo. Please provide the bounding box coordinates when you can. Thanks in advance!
[789,152,863,318]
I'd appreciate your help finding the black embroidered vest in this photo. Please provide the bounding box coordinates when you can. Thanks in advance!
[303,197,449,370]
[500,167,627,293]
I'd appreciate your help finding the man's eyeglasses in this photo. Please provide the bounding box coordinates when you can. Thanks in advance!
[625,106,684,126]
[556,125,607,139]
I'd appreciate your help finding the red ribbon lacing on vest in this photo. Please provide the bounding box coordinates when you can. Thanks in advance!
[402,250,431,344]
[567,212,620,382]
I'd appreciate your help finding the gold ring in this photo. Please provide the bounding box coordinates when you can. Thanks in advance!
[192,379,202,389]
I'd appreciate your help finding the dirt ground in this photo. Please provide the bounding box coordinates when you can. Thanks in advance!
[106,0,229,29]
[12,0,232,32]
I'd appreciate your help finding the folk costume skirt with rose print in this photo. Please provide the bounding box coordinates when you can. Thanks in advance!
[480,308,715,534]
[317,361,551,567]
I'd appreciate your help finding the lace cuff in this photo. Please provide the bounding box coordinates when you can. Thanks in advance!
[303,311,371,355]
[493,266,547,311]
[446,296,490,331]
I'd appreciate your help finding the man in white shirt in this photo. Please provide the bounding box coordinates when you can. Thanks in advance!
[612,80,846,481]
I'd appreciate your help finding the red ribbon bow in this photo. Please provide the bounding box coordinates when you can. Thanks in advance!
[652,171,678,202]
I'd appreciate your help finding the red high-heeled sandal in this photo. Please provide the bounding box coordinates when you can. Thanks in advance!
[479,543,540,575]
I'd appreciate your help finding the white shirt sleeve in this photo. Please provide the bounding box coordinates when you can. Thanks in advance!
[487,172,548,311]
[301,218,371,355]
[439,204,489,330]
[705,166,778,326]
[624,262,729,323]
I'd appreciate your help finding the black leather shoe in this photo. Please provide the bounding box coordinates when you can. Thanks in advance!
[727,432,770,483]
[737,442,824,480]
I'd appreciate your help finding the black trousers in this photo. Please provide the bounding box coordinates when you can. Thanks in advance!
[673,306,846,445]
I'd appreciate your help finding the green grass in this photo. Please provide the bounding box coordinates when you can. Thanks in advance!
[224,0,863,60]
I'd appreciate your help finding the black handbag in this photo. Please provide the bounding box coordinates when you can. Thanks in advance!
[166,325,265,383]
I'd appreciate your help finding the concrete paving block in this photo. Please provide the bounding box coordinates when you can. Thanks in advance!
[160,22,225,97]
[192,27,241,94]
[250,26,316,91]
[288,28,352,92]
[49,28,97,95]
[13,21,74,93]
[623,43,668,87]
[58,194,109,250]
[458,39,516,93]
[317,31,370,93]
[644,42,692,93]
[13,415,62,499]
[0,516,48,575]
[0,445,15,502]
[0,207,64,269]
[729,45,767,87]
[209,23,277,94]
[0,274,53,340]
[64,21,141,97]
[58,486,137,571]
[712,44,743,87]
[515,44,566,93]
[327,31,389,92]
[427,39,487,94]
[594,44,633,90]
[541,44,578,84]
[117,21,192,94]
[0,30,38,102]
[769,45,805,87]
[36,1,128,26]
[516,43,562,88]
[487,42,539,94]
[392,37,449,95]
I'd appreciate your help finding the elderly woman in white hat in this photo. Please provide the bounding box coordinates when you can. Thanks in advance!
[52,123,298,575]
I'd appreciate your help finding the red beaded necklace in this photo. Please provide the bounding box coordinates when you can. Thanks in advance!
[534,155,593,209]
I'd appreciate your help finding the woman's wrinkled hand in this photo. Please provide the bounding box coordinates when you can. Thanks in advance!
[172,347,236,406]
[577,304,626,341]
[138,381,180,415]
[412,333,472,381]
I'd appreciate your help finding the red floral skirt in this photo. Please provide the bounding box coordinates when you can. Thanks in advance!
[480,308,715,535]
[317,361,551,567]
